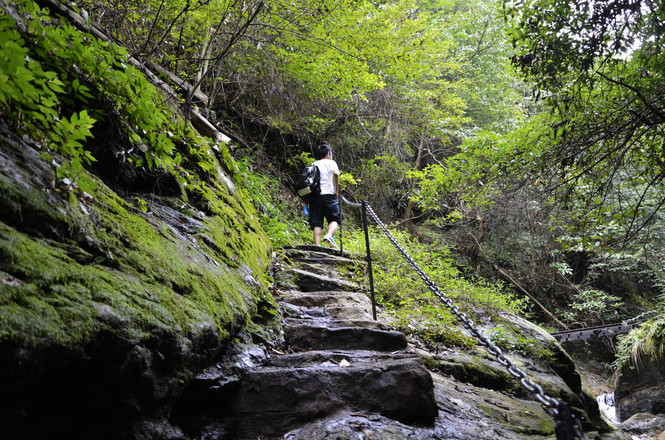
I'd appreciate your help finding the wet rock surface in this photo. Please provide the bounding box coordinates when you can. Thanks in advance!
[176,246,437,439]
[0,123,273,440]
[565,338,665,439]
[620,413,665,437]
[616,357,665,421]
[176,245,625,440]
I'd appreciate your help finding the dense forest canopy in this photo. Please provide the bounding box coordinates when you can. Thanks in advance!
[2,0,664,363]
[504,0,665,245]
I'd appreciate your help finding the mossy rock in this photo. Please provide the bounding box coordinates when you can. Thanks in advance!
[0,117,276,438]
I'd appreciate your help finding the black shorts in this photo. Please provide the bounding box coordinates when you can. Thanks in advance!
[309,194,341,229]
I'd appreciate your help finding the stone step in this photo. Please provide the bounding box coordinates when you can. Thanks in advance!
[263,348,418,368]
[281,302,375,322]
[228,351,437,439]
[284,316,390,330]
[281,290,372,309]
[288,267,362,292]
[284,323,407,352]
[284,245,355,263]
[280,290,376,322]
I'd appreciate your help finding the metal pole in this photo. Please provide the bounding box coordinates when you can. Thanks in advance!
[338,193,343,255]
[361,201,377,320]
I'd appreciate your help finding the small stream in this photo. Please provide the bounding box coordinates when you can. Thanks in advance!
[596,391,659,440]
[597,391,620,425]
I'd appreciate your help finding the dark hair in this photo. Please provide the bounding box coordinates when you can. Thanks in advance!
[315,143,332,160]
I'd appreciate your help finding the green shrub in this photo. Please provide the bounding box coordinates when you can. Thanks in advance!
[0,0,208,191]
[342,224,527,347]
[562,289,622,326]
[615,313,665,369]
[233,157,310,247]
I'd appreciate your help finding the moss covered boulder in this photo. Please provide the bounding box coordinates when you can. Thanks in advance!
[0,117,275,438]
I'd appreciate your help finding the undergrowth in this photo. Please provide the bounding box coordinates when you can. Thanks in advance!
[0,0,211,194]
[615,312,665,370]
[341,224,528,348]
[233,157,311,248]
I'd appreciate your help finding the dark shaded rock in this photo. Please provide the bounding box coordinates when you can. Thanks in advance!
[0,92,273,439]
[274,247,363,293]
[174,348,437,439]
[283,246,354,265]
[283,371,558,440]
[284,324,407,352]
[134,419,188,440]
[284,412,426,440]
[616,357,665,421]
[620,413,665,434]
[229,354,436,439]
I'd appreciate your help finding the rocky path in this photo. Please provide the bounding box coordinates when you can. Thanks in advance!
[175,245,627,440]
[229,245,437,439]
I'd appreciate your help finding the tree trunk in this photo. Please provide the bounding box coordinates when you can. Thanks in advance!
[405,133,425,228]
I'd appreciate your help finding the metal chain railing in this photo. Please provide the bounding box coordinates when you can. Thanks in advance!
[623,310,657,325]
[341,196,587,440]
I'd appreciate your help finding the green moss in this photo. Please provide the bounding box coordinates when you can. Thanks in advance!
[476,401,556,436]
[487,320,556,363]
[0,160,274,350]
[424,351,523,394]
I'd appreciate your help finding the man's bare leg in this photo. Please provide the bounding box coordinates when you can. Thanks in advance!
[322,221,339,249]
[326,221,338,238]
[313,226,323,245]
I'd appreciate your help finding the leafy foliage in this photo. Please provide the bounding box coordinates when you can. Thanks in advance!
[399,0,665,341]
[71,0,528,226]
[616,313,665,369]
[342,223,526,347]
[502,0,665,244]
[0,1,97,180]
[0,0,226,194]
[233,156,311,247]
[562,289,623,326]
[408,115,550,222]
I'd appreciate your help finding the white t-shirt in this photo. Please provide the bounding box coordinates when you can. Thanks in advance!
[313,158,339,195]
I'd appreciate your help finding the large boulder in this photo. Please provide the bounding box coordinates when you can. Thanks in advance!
[616,357,665,420]
[0,116,274,439]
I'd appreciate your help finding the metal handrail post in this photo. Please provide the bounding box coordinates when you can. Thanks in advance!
[338,193,343,255]
[361,200,377,320]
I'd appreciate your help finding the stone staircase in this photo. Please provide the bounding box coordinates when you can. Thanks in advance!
[173,245,436,439]
[173,245,627,440]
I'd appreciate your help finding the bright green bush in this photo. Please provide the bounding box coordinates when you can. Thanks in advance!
[342,223,527,347]
[233,157,310,248]
[615,312,665,369]
[562,289,623,326]
[0,0,208,191]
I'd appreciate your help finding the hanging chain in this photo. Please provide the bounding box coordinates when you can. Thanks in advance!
[623,310,657,326]
[360,201,587,440]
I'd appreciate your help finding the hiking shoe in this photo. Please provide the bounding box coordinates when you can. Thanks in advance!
[323,235,339,249]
